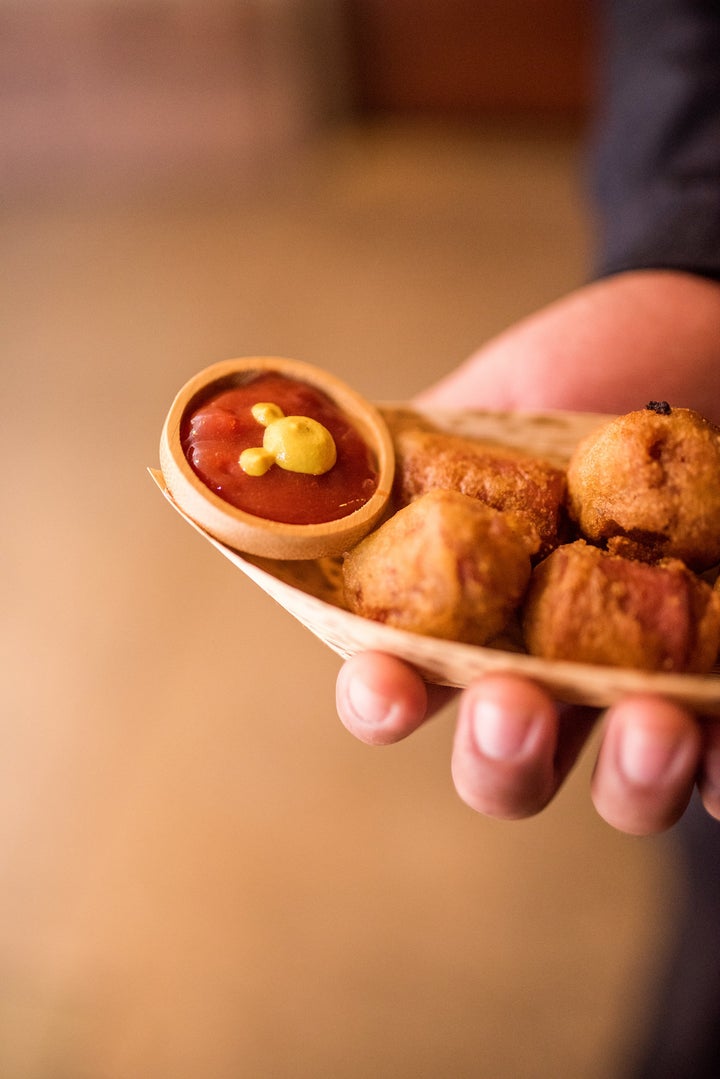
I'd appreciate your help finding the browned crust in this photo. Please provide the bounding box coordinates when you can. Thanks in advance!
[343,489,533,645]
[523,540,720,674]
[567,406,720,571]
[389,423,567,558]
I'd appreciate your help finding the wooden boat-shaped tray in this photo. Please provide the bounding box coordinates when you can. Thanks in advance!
[151,405,720,715]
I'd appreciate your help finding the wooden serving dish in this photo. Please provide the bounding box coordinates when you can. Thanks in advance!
[152,403,720,714]
[159,356,395,560]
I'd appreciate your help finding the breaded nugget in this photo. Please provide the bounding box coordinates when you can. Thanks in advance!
[391,424,566,558]
[342,489,533,645]
[523,540,720,673]
[567,403,720,570]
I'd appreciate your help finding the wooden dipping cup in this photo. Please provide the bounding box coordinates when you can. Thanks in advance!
[159,356,395,560]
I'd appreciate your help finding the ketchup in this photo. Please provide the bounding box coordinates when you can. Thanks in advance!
[181,374,379,525]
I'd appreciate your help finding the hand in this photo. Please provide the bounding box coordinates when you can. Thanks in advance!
[338,655,720,833]
[335,270,720,834]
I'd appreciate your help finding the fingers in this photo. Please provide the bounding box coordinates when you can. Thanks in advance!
[337,655,713,835]
[451,675,596,820]
[336,652,454,746]
[591,696,703,835]
[338,660,596,818]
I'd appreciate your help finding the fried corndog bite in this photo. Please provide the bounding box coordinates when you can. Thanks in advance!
[389,420,567,558]
[522,540,720,674]
[342,489,536,645]
[567,403,720,571]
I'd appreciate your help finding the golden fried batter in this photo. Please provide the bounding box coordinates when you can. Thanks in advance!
[342,489,534,645]
[391,424,566,558]
[523,540,720,673]
[567,404,720,570]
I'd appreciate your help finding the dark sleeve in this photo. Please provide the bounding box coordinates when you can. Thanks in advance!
[590,0,720,282]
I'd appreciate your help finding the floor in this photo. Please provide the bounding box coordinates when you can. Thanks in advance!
[1,119,680,1078]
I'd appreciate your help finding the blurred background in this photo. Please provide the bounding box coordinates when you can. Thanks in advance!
[2,2,680,1076]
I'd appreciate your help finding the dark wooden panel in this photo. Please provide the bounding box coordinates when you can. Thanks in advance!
[344,0,594,117]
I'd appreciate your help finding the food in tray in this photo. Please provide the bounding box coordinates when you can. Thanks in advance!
[567,402,720,571]
[343,489,535,645]
[389,416,566,558]
[342,400,720,674]
[159,362,720,678]
[522,540,720,674]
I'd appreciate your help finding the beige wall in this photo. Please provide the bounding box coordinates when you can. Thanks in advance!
[0,1,350,192]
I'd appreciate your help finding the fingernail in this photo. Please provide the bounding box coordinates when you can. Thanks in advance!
[471,699,538,761]
[617,725,683,786]
[346,679,398,728]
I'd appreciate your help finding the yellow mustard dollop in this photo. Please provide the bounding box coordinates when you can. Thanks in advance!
[239,402,337,477]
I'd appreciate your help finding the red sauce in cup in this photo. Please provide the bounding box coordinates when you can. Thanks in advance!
[181,373,379,525]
